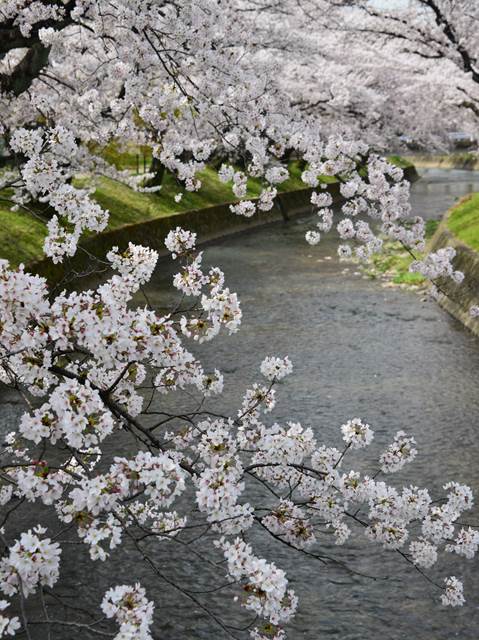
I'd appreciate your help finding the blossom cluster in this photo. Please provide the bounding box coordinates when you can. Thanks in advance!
[0,527,61,598]
[101,584,154,640]
[1,339,477,638]
[218,537,298,628]
[10,127,109,262]
[410,247,463,284]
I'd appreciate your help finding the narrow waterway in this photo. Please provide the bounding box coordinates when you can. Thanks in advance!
[139,168,479,639]
[1,169,478,639]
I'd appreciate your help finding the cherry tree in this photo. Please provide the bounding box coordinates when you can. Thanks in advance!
[242,0,479,150]
[328,0,479,86]
[326,0,479,145]
[0,2,477,639]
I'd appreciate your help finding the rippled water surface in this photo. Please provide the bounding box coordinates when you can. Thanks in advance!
[143,168,479,640]
[2,169,479,639]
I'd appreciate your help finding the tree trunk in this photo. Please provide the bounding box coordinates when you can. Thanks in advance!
[146,157,166,188]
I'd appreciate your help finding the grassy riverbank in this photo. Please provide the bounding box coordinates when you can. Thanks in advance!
[363,220,440,287]
[0,154,413,268]
[447,193,479,251]
[364,190,479,287]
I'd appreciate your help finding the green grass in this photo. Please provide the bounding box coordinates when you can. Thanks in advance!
[447,193,479,251]
[366,243,425,286]
[387,155,415,170]
[94,141,153,171]
[364,220,440,286]
[73,165,273,230]
[0,196,48,265]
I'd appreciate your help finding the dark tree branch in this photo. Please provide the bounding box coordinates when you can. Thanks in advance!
[418,0,479,82]
[0,0,77,95]
[0,42,51,96]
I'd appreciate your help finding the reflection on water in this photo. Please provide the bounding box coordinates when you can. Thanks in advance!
[1,169,478,639]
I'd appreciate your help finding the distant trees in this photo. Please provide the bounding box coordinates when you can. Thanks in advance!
[247,0,479,149]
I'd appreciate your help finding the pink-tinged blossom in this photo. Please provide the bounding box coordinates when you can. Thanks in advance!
[20,380,115,449]
[0,600,20,637]
[311,192,333,208]
[230,200,256,217]
[422,505,459,544]
[164,227,197,259]
[409,538,438,569]
[444,482,474,513]
[365,520,409,550]
[410,247,456,281]
[262,500,316,549]
[341,418,374,449]
[305,230,321,245]
[446,528,479,560]
[107,244,158,288]
[218,537,298,626]
[101,584,154,640]
[440,577,465,607]
[379,431,417,473]
[260,356,293,381]
[250,626,286,640]
[337,218,355,240]
[0,528,61,598]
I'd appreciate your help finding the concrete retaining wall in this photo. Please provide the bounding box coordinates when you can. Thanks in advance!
[405,154,479,171]
[28,184,343,285]
[428,211,479,337]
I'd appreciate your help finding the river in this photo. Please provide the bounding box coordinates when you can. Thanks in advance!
[140,167,479,639]
[1,168,478,639]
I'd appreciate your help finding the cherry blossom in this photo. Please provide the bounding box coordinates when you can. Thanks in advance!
[341,418,374,449]
[101,584,154,640]
[441,576,465,607]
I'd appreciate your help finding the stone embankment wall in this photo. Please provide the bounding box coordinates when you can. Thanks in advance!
[406,154,479,171]
[28,185,337,285]
[429,211,479,337]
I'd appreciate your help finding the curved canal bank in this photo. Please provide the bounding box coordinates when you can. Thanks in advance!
[365,166,479,337]
[410,166,479,336]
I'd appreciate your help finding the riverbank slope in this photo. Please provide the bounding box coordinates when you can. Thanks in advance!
[429,194,479,336]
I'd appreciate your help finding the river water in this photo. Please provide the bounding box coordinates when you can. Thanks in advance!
[140,168,479,640]
[1,168,479,639]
